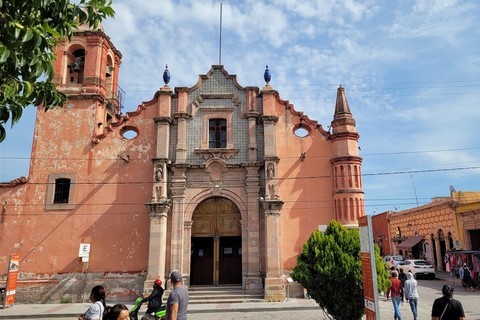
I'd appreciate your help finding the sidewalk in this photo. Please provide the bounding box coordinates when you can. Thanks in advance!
[0,298,320,319]
[0,272,458,319]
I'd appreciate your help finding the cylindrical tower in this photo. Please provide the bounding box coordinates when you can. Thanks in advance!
[330,85,365,226]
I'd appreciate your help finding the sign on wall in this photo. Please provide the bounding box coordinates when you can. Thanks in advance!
[3,254,20,308]
[78,243,91,262]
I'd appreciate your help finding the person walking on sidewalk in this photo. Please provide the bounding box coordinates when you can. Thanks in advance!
[398,268,407,288]
[79,285,106,320]
[166,270,189,320]
[404,272,419,320]
[386,270,403,320]
[459,263,476,292]
[431,284,465,320]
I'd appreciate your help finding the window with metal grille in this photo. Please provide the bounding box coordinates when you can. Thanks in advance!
[209,119,227,148]
[53,178,71,204]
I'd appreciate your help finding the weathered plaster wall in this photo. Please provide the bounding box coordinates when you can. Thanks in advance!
[272,96,336,270]
[0,94,161,301]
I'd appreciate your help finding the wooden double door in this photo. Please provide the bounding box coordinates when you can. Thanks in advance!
[190,197,242,286]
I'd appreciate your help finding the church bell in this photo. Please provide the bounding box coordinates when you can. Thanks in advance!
[72,57,83,72]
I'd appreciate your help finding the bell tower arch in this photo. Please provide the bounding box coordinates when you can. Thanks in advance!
[51,24,122,139]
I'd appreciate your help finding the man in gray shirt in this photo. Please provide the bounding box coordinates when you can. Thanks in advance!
[166,270,189,320]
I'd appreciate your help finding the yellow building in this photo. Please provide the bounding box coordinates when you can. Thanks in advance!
[388,190,480,271]
[453,191,480,251]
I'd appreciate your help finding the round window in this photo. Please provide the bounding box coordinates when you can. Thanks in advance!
[294,127,309,138]
[120,127,138,140]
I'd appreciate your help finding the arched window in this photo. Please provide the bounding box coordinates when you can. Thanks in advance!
[67,48,85,84]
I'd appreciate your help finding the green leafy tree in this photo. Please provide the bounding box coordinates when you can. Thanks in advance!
[0,0,115,142]
[375,244,391,294]
[292,220,390,320]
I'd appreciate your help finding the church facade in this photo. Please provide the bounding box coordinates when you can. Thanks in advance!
[0,26,364,302]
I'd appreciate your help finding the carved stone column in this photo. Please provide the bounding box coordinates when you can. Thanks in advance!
[183,220,193,286]
[175,114,188,163]
[264,157,279,200]
[445,236,452,252]
[152,160,168,202]
[170,166,187,274]
[434,236,443,271]
[245,110,258,162]
[261,199,284,301]
[244,164,262,293]
[144,201,171,288]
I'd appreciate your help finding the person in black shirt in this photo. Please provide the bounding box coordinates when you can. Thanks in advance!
[142,279,165,316]
[398,268,407,288]
[431,284,465,320]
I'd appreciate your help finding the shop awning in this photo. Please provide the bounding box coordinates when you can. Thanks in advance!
[396,235,424,250]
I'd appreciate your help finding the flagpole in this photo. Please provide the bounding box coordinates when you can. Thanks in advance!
[219,3,223,65]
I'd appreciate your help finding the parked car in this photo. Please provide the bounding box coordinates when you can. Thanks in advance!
[399,259,436,279]
[383,255,406,269]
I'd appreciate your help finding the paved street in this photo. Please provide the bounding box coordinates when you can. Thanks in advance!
[189,310,327,320]
[159,281,480,320]
[2,272,479,320]
[380,276,480,320]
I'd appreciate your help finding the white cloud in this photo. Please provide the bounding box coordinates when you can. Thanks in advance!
[386,0,476,45]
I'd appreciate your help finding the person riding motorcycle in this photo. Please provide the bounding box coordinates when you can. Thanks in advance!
[142,279,165,316]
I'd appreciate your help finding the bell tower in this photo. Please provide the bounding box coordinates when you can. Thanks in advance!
[51,24,122,138]
[330,85,365,226]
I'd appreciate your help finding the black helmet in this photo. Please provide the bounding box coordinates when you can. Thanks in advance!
[442,284,454,297]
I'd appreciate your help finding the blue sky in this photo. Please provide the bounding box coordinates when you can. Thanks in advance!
[1,0,480,214]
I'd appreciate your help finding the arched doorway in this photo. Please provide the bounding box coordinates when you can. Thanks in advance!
[190,197,242,286]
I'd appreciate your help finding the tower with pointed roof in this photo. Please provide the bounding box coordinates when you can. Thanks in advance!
[330,85,365,226]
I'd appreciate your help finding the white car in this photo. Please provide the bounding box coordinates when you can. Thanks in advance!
[399,259,436,279]
[383,255,406,269]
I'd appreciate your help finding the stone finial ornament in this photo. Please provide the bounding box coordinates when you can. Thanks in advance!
[264,65,271,84]
[163,65,170,85]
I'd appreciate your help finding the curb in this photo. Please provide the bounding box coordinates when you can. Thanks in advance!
[0,305,321,319]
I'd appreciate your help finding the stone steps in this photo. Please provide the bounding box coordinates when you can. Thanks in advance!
[186,285,264,304]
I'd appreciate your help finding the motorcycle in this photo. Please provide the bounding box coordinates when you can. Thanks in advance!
[130,296,166,320]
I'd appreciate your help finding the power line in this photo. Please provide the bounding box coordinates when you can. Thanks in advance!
[1,147,479,161]
[1,199,436,218]
[0,198,427,214]
[0,164,479,185]
[0,165,478,189]
[0,166,480,185]
[363,166,480,176]
[361,147,480,156]
[116,79,480,89]
[106,80,480,102]
[117,91,480,101]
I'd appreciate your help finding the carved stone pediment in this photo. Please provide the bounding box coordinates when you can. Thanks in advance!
[195,148,239,160]
[204,159,227,181]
